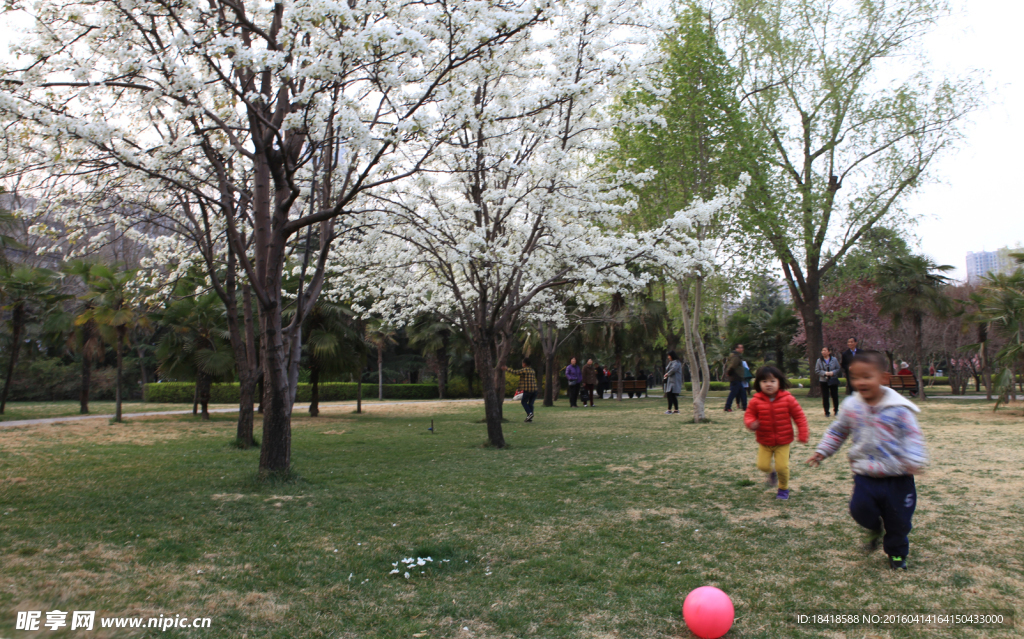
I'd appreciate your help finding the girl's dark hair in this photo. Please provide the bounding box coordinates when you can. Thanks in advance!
[753,366,789,394]
[667,350,678,361]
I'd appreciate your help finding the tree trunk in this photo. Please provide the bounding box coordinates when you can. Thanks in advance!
[288,325,302,407]
[436,352,448,399]
[258,297,294,474]
[237,373,257,447]
[309,363,320,416]
[377,345,384,400]
[356,375,362,414]
[115,330,124,423]
[80,349,91,414]
[193,383,199,415]
[543,352,556,407]
[914,314,927,401]
[0,304,25,414]
[797,300,823,398]
[615,350,623,401]
[677,277,710,422]
[776,343,784,374]
[474,343,506,448]
[229,282,257,448]
[196,370,211,420]
[137,345,148,386]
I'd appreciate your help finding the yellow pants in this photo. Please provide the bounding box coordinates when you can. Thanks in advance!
[757,444,791,490]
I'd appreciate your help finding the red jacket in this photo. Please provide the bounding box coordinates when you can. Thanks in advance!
[743,390,809,447]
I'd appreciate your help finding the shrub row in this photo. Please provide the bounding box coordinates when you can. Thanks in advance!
[144,382,440,403]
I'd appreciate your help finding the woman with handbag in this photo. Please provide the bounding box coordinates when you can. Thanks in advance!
[815,346,842,417]
[662,351,683,414]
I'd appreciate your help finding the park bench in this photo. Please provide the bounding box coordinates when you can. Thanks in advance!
[615,379,648,398]
[886,375,918,395]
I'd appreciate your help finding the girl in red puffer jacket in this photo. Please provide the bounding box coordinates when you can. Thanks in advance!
[744,366,809,500]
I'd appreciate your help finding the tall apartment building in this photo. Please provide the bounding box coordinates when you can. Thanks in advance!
[966,246,1021,284]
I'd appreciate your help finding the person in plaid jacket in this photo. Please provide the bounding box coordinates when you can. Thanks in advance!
[504,358,538,422]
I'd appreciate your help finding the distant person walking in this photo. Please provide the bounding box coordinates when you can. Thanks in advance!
[663,351,682,414]
[582,359,598,407]
[840,337,860,396]
[724,344,747,412]
[564,357,583,408]
[816,346,842,417]
[503,358,538,422]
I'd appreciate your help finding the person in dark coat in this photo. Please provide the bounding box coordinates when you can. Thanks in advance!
[582,359,597,406]
[597,366,608,399]
[840,337,860,396]
[625,370,636,398]
[724,344,746,412]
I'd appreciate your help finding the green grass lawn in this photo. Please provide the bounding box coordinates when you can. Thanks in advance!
[1,397,1022,638]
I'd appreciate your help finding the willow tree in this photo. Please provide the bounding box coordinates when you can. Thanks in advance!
[727,0,982,395]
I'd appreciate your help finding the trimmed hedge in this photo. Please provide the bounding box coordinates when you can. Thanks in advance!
[679,378,813,392]
[144,382,439,403]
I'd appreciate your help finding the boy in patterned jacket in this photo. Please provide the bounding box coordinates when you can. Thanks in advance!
[807,351,928,571]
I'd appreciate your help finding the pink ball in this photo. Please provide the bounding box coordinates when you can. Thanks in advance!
[682,586,734,639]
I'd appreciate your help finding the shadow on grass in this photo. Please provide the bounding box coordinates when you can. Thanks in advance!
[244,468,306,489]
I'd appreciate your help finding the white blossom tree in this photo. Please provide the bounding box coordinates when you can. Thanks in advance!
[0,0,548,473]
[331,0,727,446]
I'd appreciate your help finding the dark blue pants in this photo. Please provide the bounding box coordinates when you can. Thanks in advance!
[520,391,537,416]
[725,380,746,410]
[849,474,917,558]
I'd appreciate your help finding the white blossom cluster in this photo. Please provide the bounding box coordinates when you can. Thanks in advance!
[325,0,681,331]
[388,556,449,578]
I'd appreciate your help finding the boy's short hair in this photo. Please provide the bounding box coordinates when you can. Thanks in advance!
[522,357,532,367]
[753,366,789,394]
[850,350,889,374]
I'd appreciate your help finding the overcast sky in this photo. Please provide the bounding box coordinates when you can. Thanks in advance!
[900,0,1024,279]
[2,0,1020,280]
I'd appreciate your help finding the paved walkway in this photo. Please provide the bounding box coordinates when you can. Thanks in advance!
[0,399,497,429]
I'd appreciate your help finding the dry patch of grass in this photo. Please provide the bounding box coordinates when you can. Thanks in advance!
[0,415,232,451]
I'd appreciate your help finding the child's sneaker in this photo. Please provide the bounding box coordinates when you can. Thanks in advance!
[862,529,883,554]
[664,410,673,414]
[888,555,907,571]
[766,471,778,487]
[776,489,789,500]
